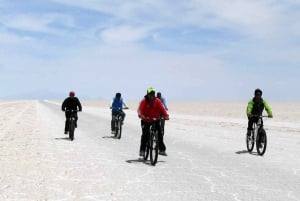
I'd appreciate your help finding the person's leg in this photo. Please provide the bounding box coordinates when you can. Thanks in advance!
[247,117,254,135]
[156,121,167,155]
[111,111,117,132]
[140,121,150,155]
[65,112,71,133]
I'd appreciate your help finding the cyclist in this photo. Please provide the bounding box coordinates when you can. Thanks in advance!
[246,88,273,136]
[156,92,168,110]
[138,87,169,156]
[62,91,82,134]
[156,92,168,133]
[110,92,129,134]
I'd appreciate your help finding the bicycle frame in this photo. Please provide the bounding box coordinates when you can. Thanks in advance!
[143,118,160,166]
[66,110,78,141]
[246,115,268,155]
[113,113,123,139]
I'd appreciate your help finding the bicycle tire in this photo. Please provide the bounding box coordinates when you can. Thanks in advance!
[144,140,150,160]
[69,118,75,141]
[114,118,118,138]
[150,131,159,165]
[256,129,267,156]
[116,120,122,139]
[246,130,255,152]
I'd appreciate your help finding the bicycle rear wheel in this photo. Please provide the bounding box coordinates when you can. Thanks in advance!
[246,131,254,152]
[150,131,159,165]
[256,129,267,156]
[69,118,75,141]
[116,120,122,139]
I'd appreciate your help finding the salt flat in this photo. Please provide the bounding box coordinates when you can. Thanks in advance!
[0,100,299,201]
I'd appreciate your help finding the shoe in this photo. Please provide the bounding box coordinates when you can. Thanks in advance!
[111,130,115,134]
[159,151,167,156]
[139,150,145,157]
[64,131,68,134]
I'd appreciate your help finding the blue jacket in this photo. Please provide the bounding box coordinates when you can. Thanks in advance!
[111,98,126,112]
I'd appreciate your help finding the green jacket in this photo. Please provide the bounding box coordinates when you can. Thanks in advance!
[246,98,273,116]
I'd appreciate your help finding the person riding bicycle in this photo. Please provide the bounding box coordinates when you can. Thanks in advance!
[62,91,82,134]
[110,92,128,134]
[246,88,273,136]
[138,87,169,156]
[156,92,168,134]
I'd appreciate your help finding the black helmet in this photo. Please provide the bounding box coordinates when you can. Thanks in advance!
[254,88,262,96]
[116,93,121,98]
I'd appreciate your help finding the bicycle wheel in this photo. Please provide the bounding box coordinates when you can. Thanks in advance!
[114,119,118,138]
[143,140,150,160]
[69,118,75,141]
[150,131,159,165]
[246,130,254,152]
[116,120,122,139]
[256,129,267,156]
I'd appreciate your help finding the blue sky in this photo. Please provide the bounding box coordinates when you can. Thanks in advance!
[0,0,300,101]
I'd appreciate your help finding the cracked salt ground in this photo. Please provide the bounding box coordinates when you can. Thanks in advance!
[0,100,299,201]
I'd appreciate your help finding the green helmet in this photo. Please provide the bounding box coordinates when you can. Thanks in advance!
[147,87,155,94]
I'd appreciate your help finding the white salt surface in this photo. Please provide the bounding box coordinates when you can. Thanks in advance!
[0,100,299,201]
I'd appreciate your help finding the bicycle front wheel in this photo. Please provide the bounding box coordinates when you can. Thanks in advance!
[150,131,159,166]
[143,140,150,160]
[256,129,267,156]
[246,131,254,152]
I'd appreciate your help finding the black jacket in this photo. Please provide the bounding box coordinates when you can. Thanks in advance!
[62,97,82,111]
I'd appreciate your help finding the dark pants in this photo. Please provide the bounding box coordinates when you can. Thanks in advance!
[111,110,126,130]
[65,111,78,132]
[140,120,166,152]
[247,116,263,130]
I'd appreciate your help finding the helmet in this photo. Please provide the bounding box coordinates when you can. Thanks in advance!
[116,92,121,98]
[254,88,262,96]
[157,92,161,97]
[147,87,155,95]
[69,91,75,97]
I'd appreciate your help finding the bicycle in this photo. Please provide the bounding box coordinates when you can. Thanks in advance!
[66,110,79,141]
[246,115,269,155]
[143,118,160,166]
[111,107,128,139]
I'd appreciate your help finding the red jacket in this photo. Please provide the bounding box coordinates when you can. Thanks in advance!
[138,97,169,123]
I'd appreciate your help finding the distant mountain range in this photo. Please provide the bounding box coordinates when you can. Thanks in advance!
[1,91,102,100]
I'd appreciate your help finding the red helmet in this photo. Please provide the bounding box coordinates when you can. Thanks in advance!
[69,91,75,97]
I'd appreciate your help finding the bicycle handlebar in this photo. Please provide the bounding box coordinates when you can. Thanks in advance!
[249,115,269,118]
[64,109,81,112]
[139,116,167,121]
[110,107,129,110]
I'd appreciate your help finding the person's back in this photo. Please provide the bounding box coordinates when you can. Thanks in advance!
[62,91,82,134]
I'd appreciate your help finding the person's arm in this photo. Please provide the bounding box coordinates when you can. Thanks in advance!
[263,100,273,118]
[158,100,169,120]
[137,100,144,118]
[246,100,253,116]
[62,99,66,111]
[77,98,82,111]
[123,99,129,109]
[162,98,168,110]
